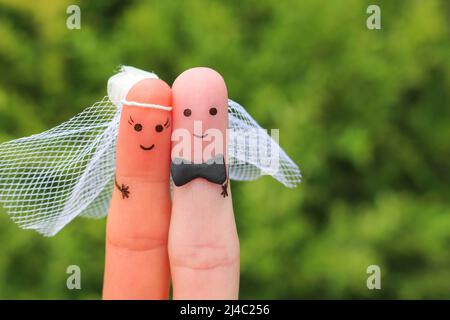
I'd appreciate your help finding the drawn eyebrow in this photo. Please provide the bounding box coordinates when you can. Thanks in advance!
[163,117,170,128]
[128,116,134,125]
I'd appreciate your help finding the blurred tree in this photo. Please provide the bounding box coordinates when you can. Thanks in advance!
[0,0,449,299]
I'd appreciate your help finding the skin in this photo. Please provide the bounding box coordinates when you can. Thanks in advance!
[103,78,172,300]
[169,67,240,299]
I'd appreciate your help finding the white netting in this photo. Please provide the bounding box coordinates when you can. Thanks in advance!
[0,97,300,236]
[0,97,120,236]
[228,99,301,187]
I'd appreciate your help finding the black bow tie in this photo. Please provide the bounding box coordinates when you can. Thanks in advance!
[171,154,227,187]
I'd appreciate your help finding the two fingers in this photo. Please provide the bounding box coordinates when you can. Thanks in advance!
[103,68,239,300]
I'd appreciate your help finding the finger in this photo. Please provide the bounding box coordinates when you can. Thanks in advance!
[169,67,240,299]
[103,78,172,300]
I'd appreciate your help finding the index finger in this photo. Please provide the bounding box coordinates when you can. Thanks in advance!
[103,77,173,299]
[168,67,240,299]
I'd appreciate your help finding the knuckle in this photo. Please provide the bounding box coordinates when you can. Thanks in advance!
[106,235,167,252]
[170,243,239,270]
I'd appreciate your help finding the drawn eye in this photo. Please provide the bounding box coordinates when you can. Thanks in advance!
[134,124,143,132]
[183,108,192,117]
[155,124,163,132]
[163,117,170,128]
[209,107,217,116]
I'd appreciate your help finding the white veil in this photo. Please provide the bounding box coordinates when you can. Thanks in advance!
[0,66,301,236]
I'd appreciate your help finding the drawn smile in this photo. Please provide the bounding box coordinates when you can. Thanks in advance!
[193,133,208,139]
[140,144,155,151]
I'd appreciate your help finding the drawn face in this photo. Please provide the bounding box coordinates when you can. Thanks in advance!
[127,113,170,152]
[171,67,228,163]
[116,79,172,179]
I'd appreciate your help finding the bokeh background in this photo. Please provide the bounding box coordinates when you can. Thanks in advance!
[0,0,449,299]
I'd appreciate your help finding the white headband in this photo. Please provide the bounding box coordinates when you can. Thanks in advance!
[108,66,172,110]
[121,99,172,111]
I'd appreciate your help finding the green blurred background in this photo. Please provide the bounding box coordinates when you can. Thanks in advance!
[0,0,449,299]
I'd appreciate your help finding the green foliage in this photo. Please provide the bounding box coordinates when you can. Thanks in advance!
[0,0,449,299]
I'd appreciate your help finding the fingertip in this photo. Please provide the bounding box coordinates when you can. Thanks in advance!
[172,67,227,96]
[127,78,172,107]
